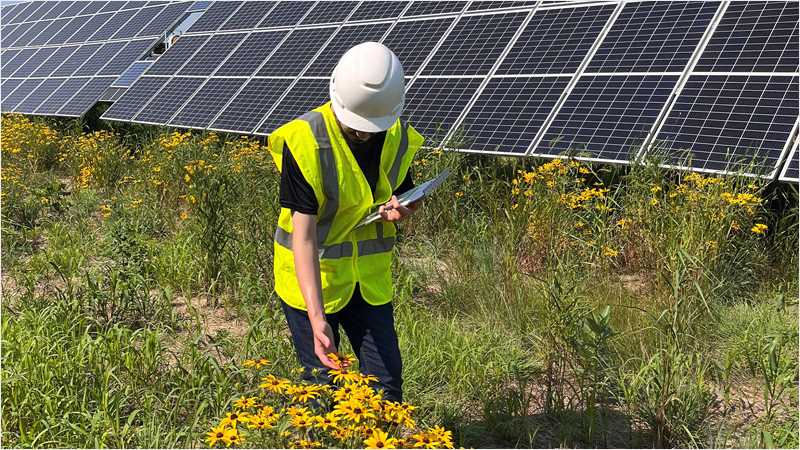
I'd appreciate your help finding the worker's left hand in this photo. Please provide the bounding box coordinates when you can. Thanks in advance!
[379,196,421,223]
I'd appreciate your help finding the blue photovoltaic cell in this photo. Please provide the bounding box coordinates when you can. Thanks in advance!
[73,41,127,76]
[210,78,293,132]
[178,32,247,76]
[28,17,72,46]
[98,39,153,76]
[78,2,109,16]
[60,2,90,17]
[259,78,330,134]
[103,76,169,120]
[0,49,21,68]
[380,17,454,76]
[113,5,163,39]
[137,2,190,36]
[189,1,215,13]
[41,2,73,20]
[9,47,57,77]
[111,61,152,87]
[2,23,31,47]
[146,34,209,75]
[9,2,42,24]
[0,79,24,107]
[134,77,205,123]
[90,9,138,41]
[16,77,66,113]
[29,45,79,77]
[497,5,615,75]
[257,1,312,28]
[349,1,409,22]
[403,77,484,142]
[98,2,124,14]
[780,144,798,181]
[2,79,43,111]
[422,12,528,76]
[10,20,51,47]
[1,48,37,77]
[66,12,114,43]
[468,1,537,11]
[535,75,680,161]
[403,1,466,17]
[51,43,102,76]
[1,24,20,45]
[300,1,358,26]
[656,75,799,175]
[457,76,572,154]
[185,0,240,33]
[34,77,90,114]
[587,2,719,73]
[170,78,247,128]
[257,27,336,77]
[695,1,799,72]
[22,2,55,23]
[57,77,115,116]
[47,15,90,44]
[1,4,24,24]
[219,1,274,30]
[304,23,392,77]
[215,30,288,77]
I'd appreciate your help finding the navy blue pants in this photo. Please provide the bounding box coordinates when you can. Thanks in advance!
[281,285,403,402]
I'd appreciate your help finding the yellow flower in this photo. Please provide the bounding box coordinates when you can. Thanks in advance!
[226,430,245,446]
[103,213,111,218]
[603,247,618,257]
[751,223,767,235]
[287,385,322,403]
[314,412,339,430]
[329,368,361,384]
[247,416,274,430]
[327,353,355,368]
[181,213,188,220]
[355,372,379,386]
[232,396,259,409]
[364,429,399,449]
[290,415,313,429]
[651,198,659,206]
[455,191,464,197]
[242,359,271,369]
[219,411,250,429]
[285,406,310,418]
[651,186,662,193]
[205,426,228,446]
[335,401,376,423]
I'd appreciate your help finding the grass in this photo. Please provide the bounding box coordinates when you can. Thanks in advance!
[1,111,798,448]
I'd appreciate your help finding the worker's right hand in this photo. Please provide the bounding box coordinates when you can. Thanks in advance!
[312,320,340,370]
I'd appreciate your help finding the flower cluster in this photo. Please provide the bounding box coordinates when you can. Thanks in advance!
[206,356,454,449]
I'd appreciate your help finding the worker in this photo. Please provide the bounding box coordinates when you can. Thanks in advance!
[268,42,424,403]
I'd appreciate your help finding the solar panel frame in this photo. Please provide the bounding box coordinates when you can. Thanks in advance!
[257,1,316,29]
[24,2,57,23]
[207,77,294,133]
[177,31,248,76]
[467,1,538,12]
[137,1,191,37]
[300,1,358,26]
[184,0,242,33]
[218,1,276,31]
[349,1,410,22]
[169,77,248,128]
[111,61,153,87]
[2,48,38,77]
[402,1,467,17]
[8,46,57,77]
[78,2,110,16]
[28,17,71,46]
[72,41,128,76]
[102,75,170,120]
[28,45,79,77]
[98,38,154,75]
[379,16,457,77]
[2,78,44,111]
[50,42,102,77]
[10,20,51,47]
[41,1,74,20]
[59,1,90,18]
[65,12,115,43]
[778,131,799,182]
[401,77,486,144]
[132,76,205,124]
[256,77,331,134]
[45,15,91,45]
[112,5,164,39]
[303,22,394,77]
[255,26,338,77]
[15,76,67,113]
[145,34,210,75]
[213,29,290,77]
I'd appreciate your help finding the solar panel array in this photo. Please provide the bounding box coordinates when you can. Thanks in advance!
[1,0,194,117]
[3,0,798,181]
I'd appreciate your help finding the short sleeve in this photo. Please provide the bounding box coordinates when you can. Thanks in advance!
[280,145,319,215]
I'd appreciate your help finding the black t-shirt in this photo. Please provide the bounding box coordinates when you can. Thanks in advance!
[280,132,414,215]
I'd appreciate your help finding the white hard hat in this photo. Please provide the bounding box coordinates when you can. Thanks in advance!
[329,42,405,133]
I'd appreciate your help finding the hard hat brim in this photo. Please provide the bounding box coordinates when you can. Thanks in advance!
[330,98,401,133]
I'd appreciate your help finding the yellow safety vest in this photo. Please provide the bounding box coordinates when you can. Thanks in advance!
[268,103,423,313]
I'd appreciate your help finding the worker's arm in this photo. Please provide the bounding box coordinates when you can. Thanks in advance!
[378,196,422,222]
[291,211,339,370]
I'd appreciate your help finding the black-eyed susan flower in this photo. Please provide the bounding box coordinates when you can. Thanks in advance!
[243,359,271,369]
[290,415,313,429]
[751,223,768,235]
[232,396,259,409]
[219,411,251,429]
[205,426,228,446]
[313,412,339,430]
[226,430,245,446]
[285,406,310,418]
[364,428,399,449]
[355,373,379,386]
[329,368,361,384]
[260,375,290,394]
[287,385,321,403]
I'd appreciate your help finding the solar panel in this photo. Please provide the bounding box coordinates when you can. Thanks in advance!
[98,2,124,14]
[46,15,91,44]
[29,45,79,77]
[188,1,215,13]
[2,48,37,77]
[380,17,455,76]
[185,0,241,33]
[25,3,56,23]
[779,140,799,182]
[1,4,24,24]
[2,78,44,111]
[78,2,109,16]
[133,77,205,123]
[170,78,247,128]
[403,78,484,142]
[11,20,51,47]
[178,32,247,76]
[0,78,24,106]
[0,49,21,69]
[2,23,31,47]
[349,1,409,22]
[653,75,799,175]
[257,0,313,29]
[9,2,42,24]
[57,77,115,116]
[60,2,89,18]
[421,12,529,76]
[8,47,57,77]
[304,23,392,77]
[455,76,572,154]
[214,30,289,77]
[403,1,467,17]
[210,78,294,132]
[467,1,538,12]
[73,41,127,76]
[256,27,337,77]
[146,34,210,75]
[695,1,799,72]
[113,5,163,39]
[103,76,170,120]
[98,39,154,75]
[219,1,275,31]
[51,42,102,76]
[16,77,66,113]
[66,12,114,43]
[300,1,358,26]
[258,78,330,134]
[111,61,153,87]
[90,9,138,41]
[587,2,720,73]
[534,75,680,161]
[496,5,615,75]
[41,1,73,20]
[137,2,190,36]
[33,77,90,114]
[29,17,71,45]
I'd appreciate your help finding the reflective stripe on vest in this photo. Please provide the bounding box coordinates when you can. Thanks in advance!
[274,224,395,258]
[298,110,338,246]
[387,120,409,187]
